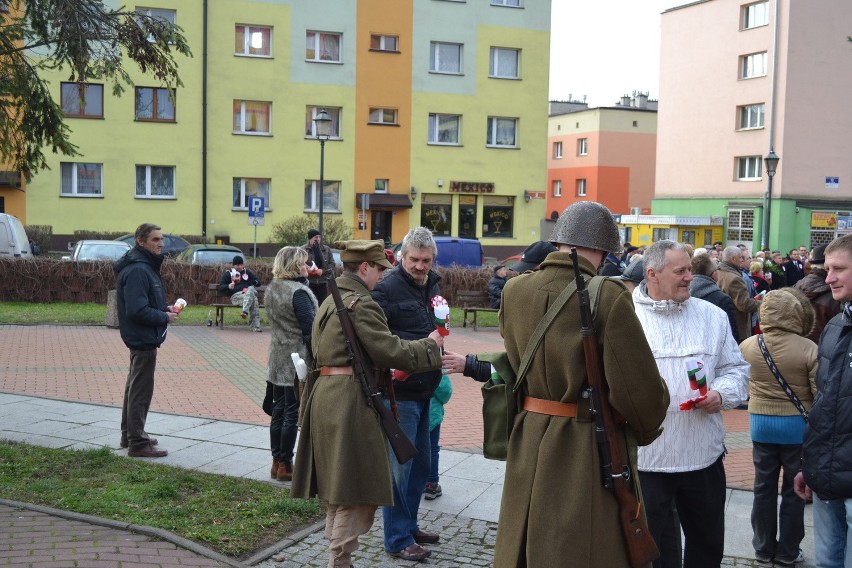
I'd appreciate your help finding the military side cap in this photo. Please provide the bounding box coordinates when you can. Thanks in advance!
[334,240,394,269]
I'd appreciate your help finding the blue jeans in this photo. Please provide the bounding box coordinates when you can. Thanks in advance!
[428,424,440,484]
[382,398,431,553]
[813,497,852,567]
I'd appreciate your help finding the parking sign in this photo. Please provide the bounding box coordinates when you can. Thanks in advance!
[248,196,265,226]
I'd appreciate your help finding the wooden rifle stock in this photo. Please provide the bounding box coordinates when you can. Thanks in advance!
[571,249,659,568]
[326,273,418,464]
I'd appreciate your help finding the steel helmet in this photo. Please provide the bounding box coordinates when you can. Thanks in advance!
[548,201,621,254]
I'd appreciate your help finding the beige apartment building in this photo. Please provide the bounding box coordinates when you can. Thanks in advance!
[654,0,852,252]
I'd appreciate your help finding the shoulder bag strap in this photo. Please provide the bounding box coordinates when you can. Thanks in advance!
[513,275,604,393]
[757,334,809,423]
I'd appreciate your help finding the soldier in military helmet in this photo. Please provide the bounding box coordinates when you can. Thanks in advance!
[494,202,670,568]
[291,240,444,568]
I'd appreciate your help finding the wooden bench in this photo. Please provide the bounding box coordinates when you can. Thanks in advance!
[458,290,498,331]
[208,283,266,330]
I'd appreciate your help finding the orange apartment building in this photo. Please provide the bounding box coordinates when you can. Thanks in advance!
[546,96,657,221]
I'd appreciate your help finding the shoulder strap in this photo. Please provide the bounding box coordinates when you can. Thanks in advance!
[512,275,604,393]
[757,334,809,422]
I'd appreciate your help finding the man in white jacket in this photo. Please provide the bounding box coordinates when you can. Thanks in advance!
[633,239,750,568]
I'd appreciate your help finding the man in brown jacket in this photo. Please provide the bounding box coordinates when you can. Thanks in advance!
[494,202,670,567]
[716,246,762,342]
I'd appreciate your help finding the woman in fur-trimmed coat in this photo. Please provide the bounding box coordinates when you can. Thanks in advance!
[265,246,317,482]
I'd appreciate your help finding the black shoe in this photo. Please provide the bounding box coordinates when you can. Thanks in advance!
[128,443,168,458]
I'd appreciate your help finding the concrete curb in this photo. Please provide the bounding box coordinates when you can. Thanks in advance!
[243,519,326,566]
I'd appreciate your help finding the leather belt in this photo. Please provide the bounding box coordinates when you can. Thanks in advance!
[319,366,354,376]
[523,396,578,418]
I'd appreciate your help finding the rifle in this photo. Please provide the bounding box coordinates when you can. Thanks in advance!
[571,248,659,567]
[325,272,419,464]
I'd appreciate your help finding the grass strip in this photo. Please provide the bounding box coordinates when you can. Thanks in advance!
[0,441,322,558]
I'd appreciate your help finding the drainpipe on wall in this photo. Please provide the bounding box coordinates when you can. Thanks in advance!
[201,0,208,238]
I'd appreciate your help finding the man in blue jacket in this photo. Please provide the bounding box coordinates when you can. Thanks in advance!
[114,223,178,458]
[795,234,852,567]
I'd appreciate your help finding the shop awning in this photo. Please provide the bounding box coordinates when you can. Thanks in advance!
[355,193,413,209]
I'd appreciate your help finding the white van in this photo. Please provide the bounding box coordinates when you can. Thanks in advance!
[0,213,33,258]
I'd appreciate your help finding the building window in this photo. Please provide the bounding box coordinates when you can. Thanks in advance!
[368,107,398,125]
[576,179,587,197]
[736,156,762,180]
[727,208,755,243]
[428,113,461,145]
[375,179,389,193]
[489,47,520,79]
[136,7,176,42]
[486,117,517,148]
[553,141,563,159]
[235,25,272,57]
[135,165,175,198]
[233,100,271,135]
[741,52,767,79]
[305,106,341,138]
[421,194,452,235]
[233,178,270,210]
[482,196,514,238]
[552,179,562,197]
[742,1,768,29]
[60,83,103,118]
[430,42,462,74]
[370,34,398,52]
[135,87,175,122]
[491,0,522,6]
[738,103,765,130]
[60,163,103,197]
[306,31,341,62]
[577,138,588,155]
[305,180,341,212]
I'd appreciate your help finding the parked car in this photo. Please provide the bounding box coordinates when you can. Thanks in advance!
[115,233,190,257]
[0,213,33,258]
[392,237,483,268]
[329,248,341,266]
[175,244,244,265]
[498,254,523,270]
[62,240,131,262]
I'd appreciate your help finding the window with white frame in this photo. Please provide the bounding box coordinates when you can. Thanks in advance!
[736,156,762,180]
[578,137,588,155]
[742,1,768,29]
[428,113,461,145]
[60,83,103,118]
[741,52,767,79]
[370,34,398,52]
[727,208,755,242]
[305,106,341,138]
[486,117,517,148]
[136,7,176,42]
[135,165,175,198]
[233,100,271,134]
[306,31,341,62]
[489,47,520,79]
[553,141,563,159]
[368,107,398,125]
[233,178,270,210]
[375,179,389,193]
[576,179,587,197]
[135,87,175,121]
[491,0,521,6]
[305,180,341,212]
[430,42,462,74]
[235,25,271,57]
[738,103,765,129]
[552,179,562,197]
[60,163,103,196]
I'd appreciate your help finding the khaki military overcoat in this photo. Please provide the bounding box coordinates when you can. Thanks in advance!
[291,274,441,506]
[493,252,670,568]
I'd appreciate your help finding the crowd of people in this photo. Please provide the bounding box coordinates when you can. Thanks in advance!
[111,215,852,568]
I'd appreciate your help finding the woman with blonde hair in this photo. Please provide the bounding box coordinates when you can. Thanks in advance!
[750,260,771,295]
[264,246,318,481]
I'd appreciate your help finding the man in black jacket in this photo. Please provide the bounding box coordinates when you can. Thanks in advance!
[218,255,262,331]
[372,226,442,562]
[115,223,178,458]
[795,234,852,567]
[487,265,507,309]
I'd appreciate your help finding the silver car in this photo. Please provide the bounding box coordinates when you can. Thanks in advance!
[63,240,131,262]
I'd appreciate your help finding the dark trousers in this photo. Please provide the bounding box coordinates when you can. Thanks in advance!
[751,441,805,562]
[121,348,157,451]
[640,454,726,568]
[309,282,327,305]
[270,384,299,463]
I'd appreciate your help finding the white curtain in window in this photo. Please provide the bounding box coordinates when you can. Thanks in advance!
[319,34,339,61]
[77,164,101,194]
[492,48,518,77]
[438,115,459,142]
[493,118,516,145]
[156,89,175,120]
[433,43,460,73]
[150,167,173,196]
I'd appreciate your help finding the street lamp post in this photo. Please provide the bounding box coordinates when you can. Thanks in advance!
[761,150,780,250]
[313,109,333,236]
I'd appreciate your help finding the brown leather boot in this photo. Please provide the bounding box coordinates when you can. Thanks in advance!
[271,459,280,479]
[277,461,293,481]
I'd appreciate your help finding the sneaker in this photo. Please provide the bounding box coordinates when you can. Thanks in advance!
[754,555,772,566]
[775,549,805,566]
[423,482,442,500]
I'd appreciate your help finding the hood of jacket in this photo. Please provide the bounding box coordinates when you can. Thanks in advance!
[114,245,163,275]
[688,274,721,299]
[634,281,687,313]
[795,270,830,299]
[759,287,815,337]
